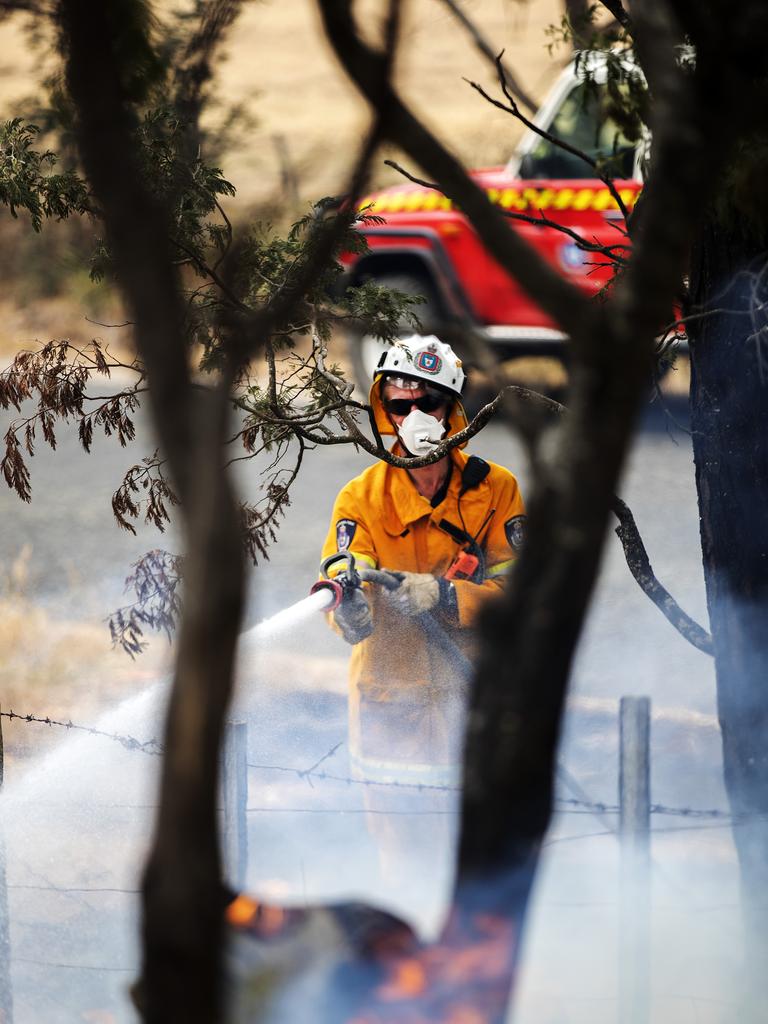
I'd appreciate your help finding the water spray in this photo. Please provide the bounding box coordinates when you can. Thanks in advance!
[237,552,380,651]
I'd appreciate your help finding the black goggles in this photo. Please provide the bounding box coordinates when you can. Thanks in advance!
[382,390,448,416]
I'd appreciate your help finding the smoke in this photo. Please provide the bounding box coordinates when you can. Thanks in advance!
[0,594,755,1023]
[1,685,163,1022]
[0,397,760,1021]
[509,699,744,1024]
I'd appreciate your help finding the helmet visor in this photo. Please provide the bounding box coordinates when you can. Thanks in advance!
[380,379,450,417]
[382,392,448,416]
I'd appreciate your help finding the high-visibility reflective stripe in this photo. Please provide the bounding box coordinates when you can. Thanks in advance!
[358,186,640,216]
[487,559,516,578]
[323,551,377,577]
[350,751,461,788]
[352,552,377,569]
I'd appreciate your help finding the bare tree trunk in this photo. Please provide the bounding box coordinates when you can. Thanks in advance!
[688,218,768,1008]
[139,394,245,1023]
[457,330,651,900]
[57,3,245,1020]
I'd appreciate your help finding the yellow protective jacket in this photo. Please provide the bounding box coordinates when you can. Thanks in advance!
[320,445,525,781]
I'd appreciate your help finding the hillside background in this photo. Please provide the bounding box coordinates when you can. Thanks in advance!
[0,1,565,355]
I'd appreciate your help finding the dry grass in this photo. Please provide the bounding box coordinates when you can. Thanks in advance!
[0,294,131,360]
[0,548,168,771]
[206,0,565,208]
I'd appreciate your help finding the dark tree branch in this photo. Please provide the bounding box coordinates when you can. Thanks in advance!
[599,0,632,31]
[612,497,714,656]
[462,383,714,658]
[315,3,715,924]
[165,1,242,257]
[173,0,243,143]
[347,0,718,872]
[612,1,713,338]
[57,3,244,1021]
[435,0,538,113]
[452,0,711,891]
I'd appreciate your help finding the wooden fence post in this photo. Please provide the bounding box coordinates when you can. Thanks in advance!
[221,720,248,890]
[0,710,14,1023]
[618,695,651,1024]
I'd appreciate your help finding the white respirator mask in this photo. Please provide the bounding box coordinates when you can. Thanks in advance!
[397,408,446,456]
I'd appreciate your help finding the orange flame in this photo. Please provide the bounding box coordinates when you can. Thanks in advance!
[364,909,516,1021]
[226,894,288,936]
[376,957,428,1000]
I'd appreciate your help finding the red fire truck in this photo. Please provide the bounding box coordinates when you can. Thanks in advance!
[341,53,645,391]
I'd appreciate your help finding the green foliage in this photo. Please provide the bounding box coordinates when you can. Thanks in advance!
[344,277,423,339]
[224,206,418,337]
[89,105,236,282]
[0,118,89,231]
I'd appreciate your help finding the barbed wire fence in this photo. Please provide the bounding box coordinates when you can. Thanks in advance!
[0,697,752,1017]
[0,708,164,756]
[0,704,754,821]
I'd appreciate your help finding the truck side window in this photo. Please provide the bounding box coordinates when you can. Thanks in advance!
[519,82,636,180]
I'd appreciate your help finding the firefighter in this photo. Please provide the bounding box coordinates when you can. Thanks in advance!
[320,334,526,786]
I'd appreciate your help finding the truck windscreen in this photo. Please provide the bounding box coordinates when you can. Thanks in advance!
[519,82,637,180]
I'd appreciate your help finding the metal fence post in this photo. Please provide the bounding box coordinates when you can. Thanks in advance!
[221,720,248,890]
[619,695,651,1024]
[0,711,14,1023]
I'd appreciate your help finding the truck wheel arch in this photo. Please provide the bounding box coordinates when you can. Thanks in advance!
[346,252,447,321]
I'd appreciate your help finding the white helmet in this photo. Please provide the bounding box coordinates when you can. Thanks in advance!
[374,334,466,397]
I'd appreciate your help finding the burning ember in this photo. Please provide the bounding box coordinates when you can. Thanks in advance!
[227,894,305,938]
[227,893,517,1023]
[350,905,516,1023]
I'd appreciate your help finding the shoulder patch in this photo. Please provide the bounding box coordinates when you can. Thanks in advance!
[504,514,527,552]
[336,518,357,551]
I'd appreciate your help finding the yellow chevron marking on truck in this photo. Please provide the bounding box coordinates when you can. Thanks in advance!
[358,186,639,216]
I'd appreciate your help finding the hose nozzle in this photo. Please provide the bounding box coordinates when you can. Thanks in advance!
[310,551,362,610]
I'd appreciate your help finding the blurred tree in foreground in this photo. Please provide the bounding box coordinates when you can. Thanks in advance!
[1,0,768,1021]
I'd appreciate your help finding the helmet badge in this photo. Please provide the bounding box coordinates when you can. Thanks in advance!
[415,349,442,374]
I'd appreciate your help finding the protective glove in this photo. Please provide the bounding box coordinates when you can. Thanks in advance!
[333,588,373,645]
[387,570,440,617]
